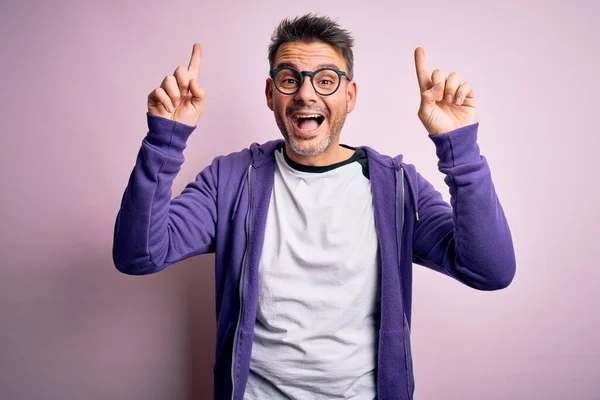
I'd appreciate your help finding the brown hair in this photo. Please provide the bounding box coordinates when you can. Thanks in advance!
[268,13,355,79]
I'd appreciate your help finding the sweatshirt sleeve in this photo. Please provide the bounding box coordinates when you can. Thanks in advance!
[411,122,516,290]
[112,113,218,275]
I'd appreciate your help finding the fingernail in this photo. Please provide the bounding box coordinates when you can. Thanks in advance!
[455,97,462,105]
[445,95,452,103]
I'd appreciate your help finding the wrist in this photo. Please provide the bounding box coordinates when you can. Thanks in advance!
[429,122,481,167]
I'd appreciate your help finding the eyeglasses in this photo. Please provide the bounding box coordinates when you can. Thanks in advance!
[269,66,350,96]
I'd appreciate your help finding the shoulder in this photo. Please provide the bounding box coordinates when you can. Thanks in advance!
[353,144,423,189]
[209,139,284,174]
[217,139,283,163]
[354,144,414,171]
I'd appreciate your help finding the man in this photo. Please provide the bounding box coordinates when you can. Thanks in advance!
[113,14,516,400]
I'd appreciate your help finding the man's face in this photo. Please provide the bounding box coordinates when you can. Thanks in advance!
[266,41,357,157]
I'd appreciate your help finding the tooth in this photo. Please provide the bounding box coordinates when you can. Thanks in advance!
[293,114,324,119]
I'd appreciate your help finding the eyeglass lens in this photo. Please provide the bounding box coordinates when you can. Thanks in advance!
[275,68,340,95]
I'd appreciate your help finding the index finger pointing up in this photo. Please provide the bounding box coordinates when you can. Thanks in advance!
[187,43,202,80]
[414,47,432,93]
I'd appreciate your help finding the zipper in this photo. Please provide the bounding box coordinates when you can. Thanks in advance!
[395,167,405,275]
[399,167,413,399]
[231,165,254,400]
[231,168,250,221]
[378,167,407,400]
[404,311,414,398]
[401,168,405,229]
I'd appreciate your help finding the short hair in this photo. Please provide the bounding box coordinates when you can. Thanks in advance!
[268,13,355,80]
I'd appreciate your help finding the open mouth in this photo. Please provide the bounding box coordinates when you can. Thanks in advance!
[291,113,325,133]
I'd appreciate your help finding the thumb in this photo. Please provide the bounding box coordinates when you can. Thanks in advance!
[421,82,443,105]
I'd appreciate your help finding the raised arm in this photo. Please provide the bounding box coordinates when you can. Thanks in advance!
[411,124,516,290]
[410,47,515,289]
[112,44,217,275]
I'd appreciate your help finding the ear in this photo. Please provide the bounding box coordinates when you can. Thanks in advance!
[265,78,274,111]
[345,80,358,114]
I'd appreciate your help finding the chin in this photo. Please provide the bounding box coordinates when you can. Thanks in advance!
[275,109,343,157]
[284,120,334,156]
[287,134,332,157]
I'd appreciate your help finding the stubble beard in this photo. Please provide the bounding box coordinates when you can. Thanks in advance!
[275,105,347,157]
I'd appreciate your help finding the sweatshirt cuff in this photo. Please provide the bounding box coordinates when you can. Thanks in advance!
[429,122,481,168]
[145,112,196,155]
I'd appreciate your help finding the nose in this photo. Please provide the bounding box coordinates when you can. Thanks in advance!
[294,74,319,103]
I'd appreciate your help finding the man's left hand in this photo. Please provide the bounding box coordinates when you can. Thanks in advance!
[414,47,478,136]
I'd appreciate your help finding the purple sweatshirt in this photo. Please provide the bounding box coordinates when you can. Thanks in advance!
[113,113,516,399]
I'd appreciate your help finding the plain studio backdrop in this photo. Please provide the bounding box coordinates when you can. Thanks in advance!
[1,0,598,399]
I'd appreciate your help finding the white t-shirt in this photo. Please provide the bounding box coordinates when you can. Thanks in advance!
[245,144,380,399]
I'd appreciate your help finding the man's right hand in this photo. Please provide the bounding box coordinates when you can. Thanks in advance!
[147,43,206,127]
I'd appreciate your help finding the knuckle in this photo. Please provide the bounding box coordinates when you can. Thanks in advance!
[174,67,188,80]
[457,82,471,94]
[162,75,175,87]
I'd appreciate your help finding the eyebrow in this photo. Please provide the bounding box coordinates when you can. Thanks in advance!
[274,62,343,71]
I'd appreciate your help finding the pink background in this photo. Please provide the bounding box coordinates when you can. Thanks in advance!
[2,0,599,399]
